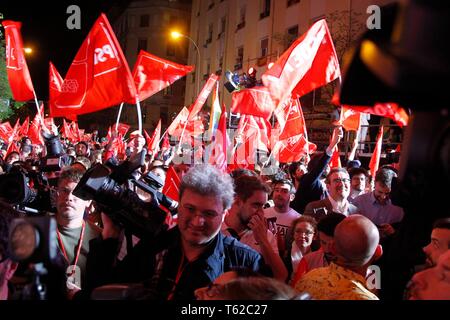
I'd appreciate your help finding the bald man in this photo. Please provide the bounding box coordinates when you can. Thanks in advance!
[295,215,382,300]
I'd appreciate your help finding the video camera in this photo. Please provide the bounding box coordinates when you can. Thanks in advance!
[0,162,52,214]
[73,148,177,239]
[40,131,70,172]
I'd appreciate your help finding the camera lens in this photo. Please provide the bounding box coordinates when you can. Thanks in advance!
[9,220,39,261]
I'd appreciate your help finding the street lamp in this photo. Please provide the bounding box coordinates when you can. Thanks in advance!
[24,47,33,55]
[170,31,201,96]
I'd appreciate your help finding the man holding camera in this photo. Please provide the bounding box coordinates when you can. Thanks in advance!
[85,164,264,300]
[55,166,102,294]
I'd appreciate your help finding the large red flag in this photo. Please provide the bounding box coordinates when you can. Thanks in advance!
[188,74,219,121]
[162,166,181,202]
[277,98,308,140]
[53,14,136,117]
[3,21,34,101]
[230,87,277,121]
[132,50,193,102]
[49,62,77,121]
[167,107,190,136]
[271,134,317,164]
[145,119,161,154]
[262,19,340,107]
[369,126,384,176]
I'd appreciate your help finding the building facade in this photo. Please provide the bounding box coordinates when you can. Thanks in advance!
[185,0,396,146]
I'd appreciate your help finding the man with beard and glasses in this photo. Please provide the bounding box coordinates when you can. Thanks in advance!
[85,165,264,300]
[304,168,359,222]
[223,175,288,281]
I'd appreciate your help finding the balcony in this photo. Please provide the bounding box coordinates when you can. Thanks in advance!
[236,21,246,31]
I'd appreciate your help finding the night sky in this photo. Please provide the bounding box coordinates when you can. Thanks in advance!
[1,0,125,100]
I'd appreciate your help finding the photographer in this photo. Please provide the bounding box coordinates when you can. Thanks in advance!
[84,164,265,300]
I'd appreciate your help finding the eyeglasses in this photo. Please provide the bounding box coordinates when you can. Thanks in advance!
[295,229,314,236]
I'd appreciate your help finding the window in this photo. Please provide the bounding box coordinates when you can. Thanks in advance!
[237,6,246,30]
[163,86,173,97]
[137,38,147,53]
[287,0,300,7]
[235,46,244,70]
[260,37,269,57]
[287,25,299,48]
[206,23,213,44]
[260,0,271,19]
[140,14,149,27]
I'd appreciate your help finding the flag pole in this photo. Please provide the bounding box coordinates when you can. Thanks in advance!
[135,96,143,134]
[32,90,45,128]
[115,102,124,132]
[176,120,189,154]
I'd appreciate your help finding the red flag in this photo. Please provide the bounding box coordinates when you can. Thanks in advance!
[271,134,317,164]
[330,145,342,168]
[5,141,20,158]
[342,103,408,128]
[19,117,29,137]
[145,119,161,154]
[237,115,271,152]
[9,119,21,144]
[262,19,340,107]
[0,123,12,142]
[369,126,384,176]
[188,74,219,121]
[161,133,170,150]
[53,14,136,117]
[116,123,130,137]
[3,21,34,101]
[277,98,307,140]
[48,62,78,120]
[208,104,228,171]
[339,106,361,132]
[61,119,74,142]
[162,166,181,202]
[28,114,44,145]
[230,87,277,121]
[167,107,190,136]
[132,50,193,102]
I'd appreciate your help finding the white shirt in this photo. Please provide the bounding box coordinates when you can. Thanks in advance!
[263,207,301,238]
[327,195,351,216]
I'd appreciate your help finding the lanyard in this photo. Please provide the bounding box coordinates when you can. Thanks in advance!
[57,221,86,275]
[167,253,187,301]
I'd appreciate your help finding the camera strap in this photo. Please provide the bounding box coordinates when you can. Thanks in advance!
[57,220,86,276]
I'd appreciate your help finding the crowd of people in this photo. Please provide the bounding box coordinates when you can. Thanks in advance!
[0,123,448,301]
